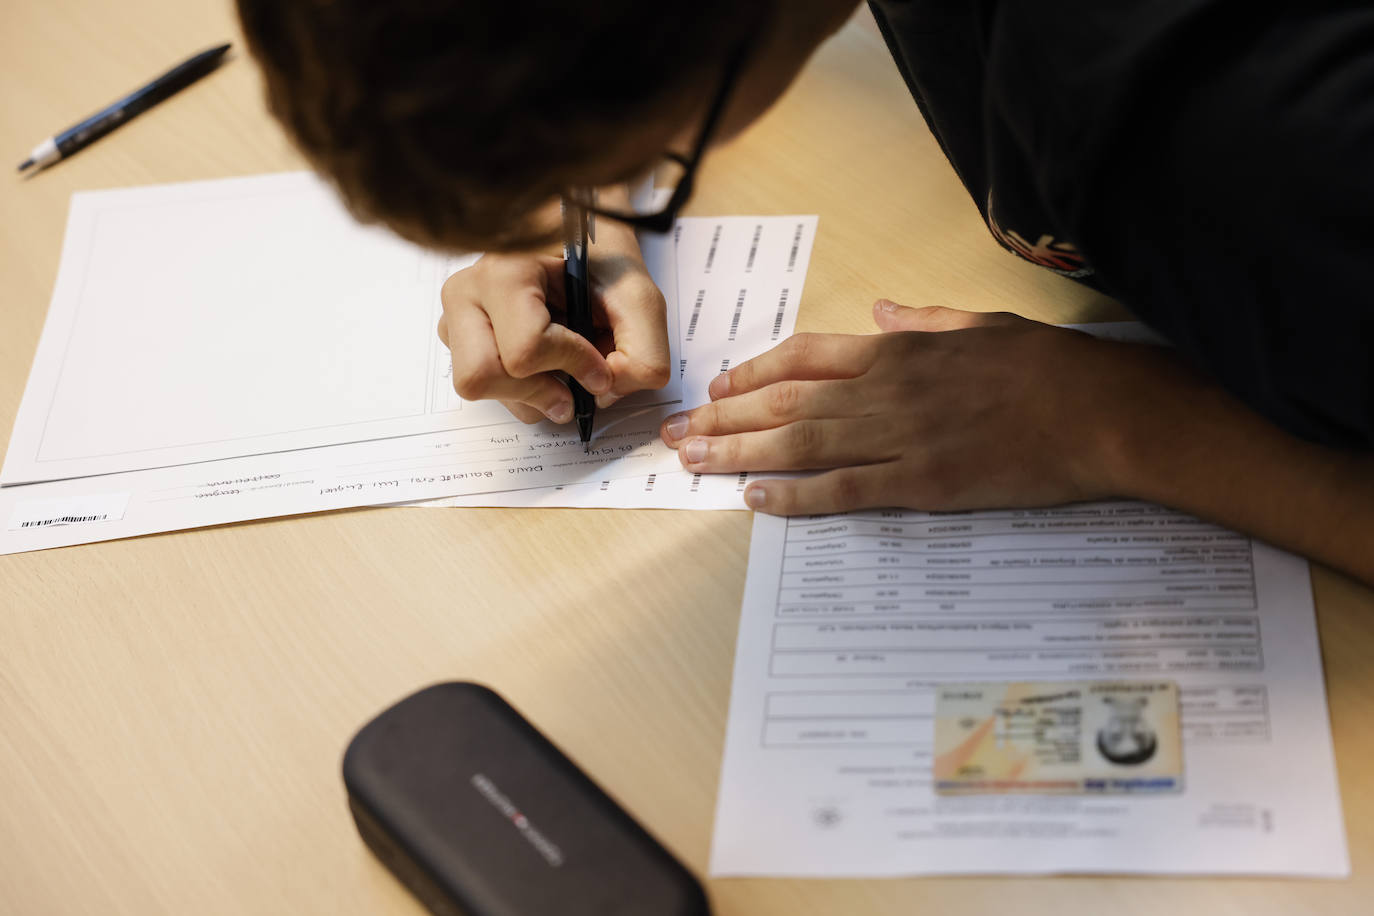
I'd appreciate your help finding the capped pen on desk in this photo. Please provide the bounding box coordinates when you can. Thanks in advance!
[17,43,232,174]
[561,196,597,449]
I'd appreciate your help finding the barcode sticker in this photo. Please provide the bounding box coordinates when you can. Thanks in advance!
[728,288,747,341]
[8,492,130,532]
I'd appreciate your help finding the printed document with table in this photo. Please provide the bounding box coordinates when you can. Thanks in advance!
[710,506,1348,877]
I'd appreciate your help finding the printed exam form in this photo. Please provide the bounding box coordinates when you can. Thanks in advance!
[711,505,1348,877]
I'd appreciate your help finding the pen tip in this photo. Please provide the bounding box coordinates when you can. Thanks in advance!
[17,157,33,172]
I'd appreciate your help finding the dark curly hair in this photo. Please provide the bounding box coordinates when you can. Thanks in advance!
[236,0,772,251]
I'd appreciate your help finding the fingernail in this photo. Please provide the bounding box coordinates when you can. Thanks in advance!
[664,413,689,441]
[684,438,708,464]
[585,369,611,394]
[548,402,572,423]
[595,393,621,409]
[876,299,899,313]
[709,372,730,399]
[745,486,767,509]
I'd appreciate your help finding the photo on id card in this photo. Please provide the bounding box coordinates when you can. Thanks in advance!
[932,681,1183,795]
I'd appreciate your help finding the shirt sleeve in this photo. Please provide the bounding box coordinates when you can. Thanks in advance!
[987,1,1374,447]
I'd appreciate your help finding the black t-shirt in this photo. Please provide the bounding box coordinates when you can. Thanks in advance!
[869,0,1374,448]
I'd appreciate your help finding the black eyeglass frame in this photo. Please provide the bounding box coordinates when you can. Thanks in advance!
[566,41,752,235]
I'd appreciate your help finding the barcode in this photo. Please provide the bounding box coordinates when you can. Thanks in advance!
[745,224,763,272]
[673,224,683,244]
[690,473,702,493]
[679,358,687,379]
[772,288,790,340]
[728,288,747,341]
[704,225,723,272]
[19,513,109,528]
[736,472,749,492]
[685,289,706,341]
[786,223,804,272]
[720,358,731,374]
[644,474,657,492]
[9,492,129,534]
[599,480,611,492]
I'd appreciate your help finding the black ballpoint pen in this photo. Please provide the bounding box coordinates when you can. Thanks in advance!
[561,197,596,447]
[17,43,232,174]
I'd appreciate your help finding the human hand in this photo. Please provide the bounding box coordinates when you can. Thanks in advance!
[660,301,1202,515]
[438,244,670,424]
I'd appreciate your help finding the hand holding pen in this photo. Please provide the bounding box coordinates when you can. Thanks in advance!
[434,190,671,432]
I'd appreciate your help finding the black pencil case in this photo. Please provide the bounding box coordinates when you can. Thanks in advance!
[343,681,710,916]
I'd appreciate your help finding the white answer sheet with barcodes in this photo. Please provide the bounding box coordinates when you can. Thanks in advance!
[710,507,1348,877]
[0,212,819,553]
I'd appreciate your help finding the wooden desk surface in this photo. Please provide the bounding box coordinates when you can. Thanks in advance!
[2,2,1371,913]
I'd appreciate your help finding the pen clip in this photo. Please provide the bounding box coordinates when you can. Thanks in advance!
[560,197,583,262]
[584,188,596,245]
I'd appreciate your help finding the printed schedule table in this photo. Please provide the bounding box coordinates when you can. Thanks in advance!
[713,506,1346,877]
[773,506,1264,679]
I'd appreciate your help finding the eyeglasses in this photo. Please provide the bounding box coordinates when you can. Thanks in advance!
[566,41,751,235]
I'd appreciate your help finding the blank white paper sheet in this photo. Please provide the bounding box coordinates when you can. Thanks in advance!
[1,172,678,484]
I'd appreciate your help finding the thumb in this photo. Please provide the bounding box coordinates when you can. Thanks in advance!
[873,299,1025,333]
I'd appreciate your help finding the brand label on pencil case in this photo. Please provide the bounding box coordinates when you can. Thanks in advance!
[933,680,1183,795]
[8,492,130,531]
